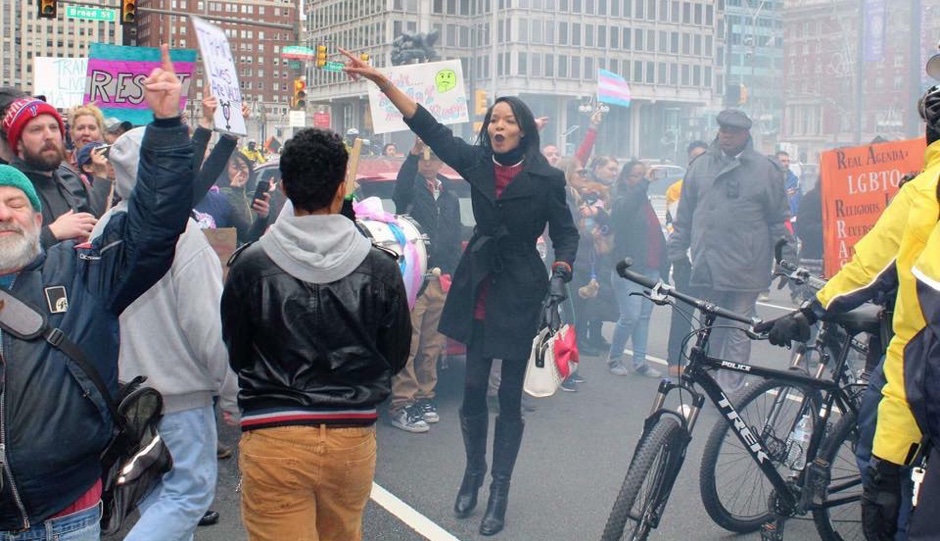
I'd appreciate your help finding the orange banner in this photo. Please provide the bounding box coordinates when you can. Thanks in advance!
[820,138,926,277]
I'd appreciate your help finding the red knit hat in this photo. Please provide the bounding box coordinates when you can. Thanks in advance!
[1,98,65,153]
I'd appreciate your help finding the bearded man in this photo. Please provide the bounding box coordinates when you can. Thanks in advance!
[2,98,110,247]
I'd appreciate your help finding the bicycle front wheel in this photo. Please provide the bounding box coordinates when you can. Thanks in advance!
[601,417,688,541]
[699,379,820,533]
[813,410,863,541]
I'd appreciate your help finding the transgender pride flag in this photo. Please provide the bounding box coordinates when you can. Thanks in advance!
[597,69,632,108]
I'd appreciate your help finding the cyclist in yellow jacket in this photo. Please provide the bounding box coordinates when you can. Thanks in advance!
[760,85,940,541]
[240,139,266,164]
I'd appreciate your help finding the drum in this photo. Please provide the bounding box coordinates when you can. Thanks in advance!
[357,215,429,309]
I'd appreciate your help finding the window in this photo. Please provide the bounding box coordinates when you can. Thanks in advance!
[572,23,581,46]
[610,26,619,48]
[533,53,542,76]
[623,27,631,50]
[585,57,594,78]
[693,65,701,86]
[694,3,702,24]
[633,60,642,82]
[558,55,568,77]
[671,0,679,22]
[635,0,643,18]
[681,64,690,85]
[682,1,690,23]
[572,56,581,79]
[705,4,713,25]
[658,62,667,84]
[518,52,527,75]
[670,63,678,84]
[623,0,631,16]
[682,33,690,54]
[545,53,554,76]
[586,25,594,47]
[670,32,678,53]
[559,22,568,45]
[694,34,701,55]
[647,0,655,20]
[634,29,643,50]
[646,61,654,83]
[704,66,712,86]
[659,31,667,53]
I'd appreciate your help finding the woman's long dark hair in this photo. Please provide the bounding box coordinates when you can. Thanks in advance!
[215,151,255,190]
[475,96,543,163]
[612,159,645,198]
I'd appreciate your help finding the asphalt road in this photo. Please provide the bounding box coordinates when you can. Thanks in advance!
[117,287,855,541]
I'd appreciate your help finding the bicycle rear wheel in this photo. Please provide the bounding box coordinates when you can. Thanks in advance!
[699,379,820,533]
[813,410,863,541]
[601,417,687,541]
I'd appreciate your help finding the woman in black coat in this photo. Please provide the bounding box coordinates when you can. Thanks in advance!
[343,51,579,536]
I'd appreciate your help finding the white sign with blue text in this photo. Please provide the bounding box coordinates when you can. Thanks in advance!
[367,60,469,134]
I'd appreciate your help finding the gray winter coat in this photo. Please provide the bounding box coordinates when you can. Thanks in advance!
[667,138,794,292]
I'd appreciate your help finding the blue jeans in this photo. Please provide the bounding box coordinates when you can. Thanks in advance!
[608,268,658,369]
[0,502,100,541]
[125,405,218,541]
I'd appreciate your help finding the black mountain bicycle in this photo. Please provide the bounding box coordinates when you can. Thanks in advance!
[600,259,866,541]
[698,256,880,541]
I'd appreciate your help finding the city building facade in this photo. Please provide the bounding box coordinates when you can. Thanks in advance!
[307,0,730,162]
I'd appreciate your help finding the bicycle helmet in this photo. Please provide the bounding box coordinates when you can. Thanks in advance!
[918,84,940,131]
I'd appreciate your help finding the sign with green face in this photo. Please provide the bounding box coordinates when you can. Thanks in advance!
[323,61,345,72]
[66,6,116,22]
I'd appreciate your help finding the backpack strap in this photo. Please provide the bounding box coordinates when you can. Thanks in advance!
[0,287,123,428]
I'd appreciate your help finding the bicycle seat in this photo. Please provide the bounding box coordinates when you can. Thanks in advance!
[824,304,881,336]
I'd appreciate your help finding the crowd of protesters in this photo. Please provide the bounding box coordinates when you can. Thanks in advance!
[4,36,940,541]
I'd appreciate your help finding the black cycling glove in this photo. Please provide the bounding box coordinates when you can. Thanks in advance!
[861,457,902,541]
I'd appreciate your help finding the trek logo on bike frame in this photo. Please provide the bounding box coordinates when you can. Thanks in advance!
[717,394,769,464]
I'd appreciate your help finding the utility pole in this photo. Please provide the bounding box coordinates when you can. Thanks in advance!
[854,0,865,144]
[908,0,923,138]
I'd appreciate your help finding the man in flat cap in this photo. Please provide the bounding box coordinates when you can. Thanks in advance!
[666,108,794,391]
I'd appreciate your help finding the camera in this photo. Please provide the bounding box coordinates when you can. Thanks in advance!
[96,145,112,159]
[582,192,599,206]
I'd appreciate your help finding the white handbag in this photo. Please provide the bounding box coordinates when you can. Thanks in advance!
[523,324,577,398]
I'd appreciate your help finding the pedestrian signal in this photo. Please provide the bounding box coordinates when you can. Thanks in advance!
[292,78,307,110]
[121,0,136,25]
[316,45,328,68]
[474,90,488,116]
[38,0,57,19]
[739,84,749,105]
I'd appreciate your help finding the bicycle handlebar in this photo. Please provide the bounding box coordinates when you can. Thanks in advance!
[615,258,760,327]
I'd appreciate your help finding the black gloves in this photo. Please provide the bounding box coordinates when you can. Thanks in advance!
[548,270,568,304]
[754,304,816,348]
[861,457,902,541]
[671,257,692,290]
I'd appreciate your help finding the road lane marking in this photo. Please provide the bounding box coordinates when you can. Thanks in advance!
[758,301,795,311]
[371,482,463,541]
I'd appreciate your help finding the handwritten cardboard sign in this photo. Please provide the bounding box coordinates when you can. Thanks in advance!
[190,15,247,136]
[34,57,88,109]
[820,138,926,277]
[84,44,196,125]
[367,60,469,134]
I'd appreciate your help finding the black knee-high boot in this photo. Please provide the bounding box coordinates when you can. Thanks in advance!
[454,409,489,518]
[479,415,524,536]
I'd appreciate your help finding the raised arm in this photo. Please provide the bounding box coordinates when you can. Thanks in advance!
[341,48,418,120]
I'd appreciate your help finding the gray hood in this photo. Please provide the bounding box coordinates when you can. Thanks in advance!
[109,127,146,200]
[259,200,372,283]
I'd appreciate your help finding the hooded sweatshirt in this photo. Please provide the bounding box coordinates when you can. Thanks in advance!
[91,128,237,415]
[259,199,372,283]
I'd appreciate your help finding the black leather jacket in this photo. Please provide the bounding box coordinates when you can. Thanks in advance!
[0,122,193,530]
[221,244,411,429]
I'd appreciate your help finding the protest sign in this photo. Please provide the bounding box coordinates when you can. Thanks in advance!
[190,15,247,136]
[85,44,196,125]
[34,57,88,109]
[367,60,469,134]
[820,138,926,276]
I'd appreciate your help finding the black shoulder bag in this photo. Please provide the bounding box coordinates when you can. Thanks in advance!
[0,288,172,535]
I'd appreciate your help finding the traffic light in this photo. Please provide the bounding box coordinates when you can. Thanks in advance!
[315,45,327,68]
[738,84,749,105]
[474,89,488,116]
[292,77,306,110]
[37,0,57,19]
[360,53,370,63]
[120,0,136,25]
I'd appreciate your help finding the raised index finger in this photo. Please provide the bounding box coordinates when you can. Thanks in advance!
[159,43,175,74]
[337,47,356,61]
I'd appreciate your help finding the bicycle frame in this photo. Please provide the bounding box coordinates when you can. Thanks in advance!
[644,308,859,518]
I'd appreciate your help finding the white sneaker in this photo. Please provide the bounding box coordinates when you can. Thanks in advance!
[390,406,430,433]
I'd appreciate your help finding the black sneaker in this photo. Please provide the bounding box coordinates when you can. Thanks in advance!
[390,405,430,433]
[569,371,586,384]
[560,378,578,392]
[417,399,440,423]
